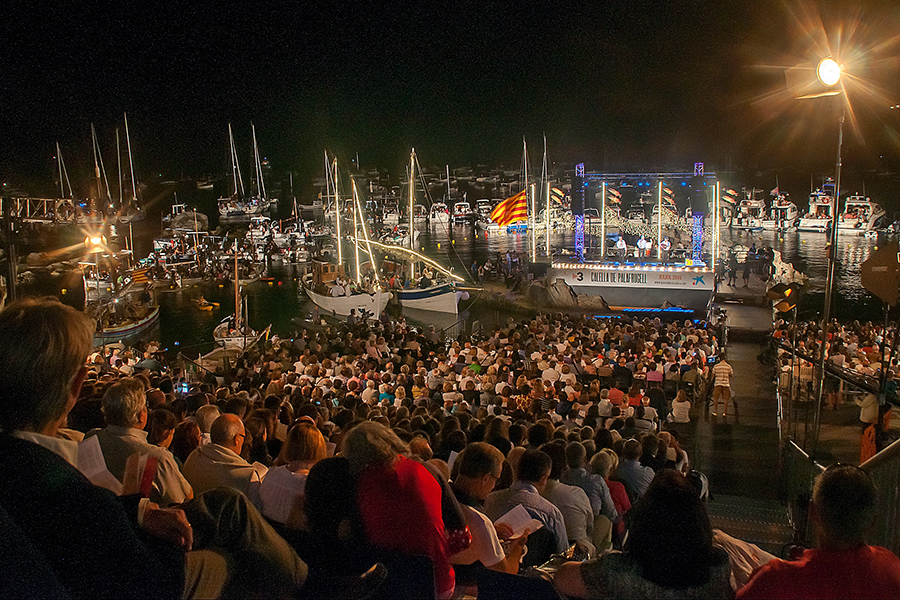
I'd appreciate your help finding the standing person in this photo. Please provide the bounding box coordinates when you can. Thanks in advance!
[616,236,627,264]
[711,354,734,418]
[660,236,672,265]
[737,465,900,599]
[636,237,646,264]
[742,256,751,288]
[728,251,739,287]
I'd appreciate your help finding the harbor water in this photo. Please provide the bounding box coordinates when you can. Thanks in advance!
[19,182,892,355]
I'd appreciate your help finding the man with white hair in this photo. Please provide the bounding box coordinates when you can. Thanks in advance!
[183,413,267,507]
[194,404,220,444]
[0,298,308,598]
[85,378,192,505]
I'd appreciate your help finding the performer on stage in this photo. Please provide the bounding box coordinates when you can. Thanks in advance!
[661,236,671,265]
[616,236,627,264]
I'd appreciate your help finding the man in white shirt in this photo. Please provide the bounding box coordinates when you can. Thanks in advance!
[183,414,268,508]
[450,442,528,588]
[616,236,627,263]
[85,378,193,506]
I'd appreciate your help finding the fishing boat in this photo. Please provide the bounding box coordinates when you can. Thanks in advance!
[213,250,270,349]
[304,259,392,318]
[797,189,834,232]
[85,262,160,346]
[761,193,799,230]
[838,195,884,234]
[303,172,392,318]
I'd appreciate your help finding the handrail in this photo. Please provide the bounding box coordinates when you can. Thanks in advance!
[861,436,900,471]
[774,340,882,396]
[860,436,900,555]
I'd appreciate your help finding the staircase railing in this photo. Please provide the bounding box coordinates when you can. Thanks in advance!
[861,437,900,556]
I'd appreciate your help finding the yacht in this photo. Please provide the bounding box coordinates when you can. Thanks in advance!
[452,201,473,224]
[733,189,766,231]
[430,202,451,224]
[797,189,835,232]
[838,195,884,234]
[761,194,799,230]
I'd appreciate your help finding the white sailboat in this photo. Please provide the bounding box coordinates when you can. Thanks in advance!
[217,124,270,217]
[395,149,463,315]
[303,163,391,318]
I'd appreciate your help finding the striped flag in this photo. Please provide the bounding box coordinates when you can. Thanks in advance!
[490,191,528,226]
[131,267,152,283]
[549,187,567,207]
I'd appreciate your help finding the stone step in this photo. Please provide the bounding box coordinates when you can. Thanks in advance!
[707,493,795,557]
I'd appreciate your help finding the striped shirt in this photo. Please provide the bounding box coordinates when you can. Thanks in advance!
[713,361,733,388]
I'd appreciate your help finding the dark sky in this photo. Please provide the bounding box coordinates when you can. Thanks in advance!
[2,1,899,195]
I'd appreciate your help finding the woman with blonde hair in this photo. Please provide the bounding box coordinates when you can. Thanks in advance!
[259,422,327,528]
[343,421,457,598]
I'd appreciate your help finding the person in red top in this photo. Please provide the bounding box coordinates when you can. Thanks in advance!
[738,464,900,599]
[590,448,631,547]
[343,421,455,598]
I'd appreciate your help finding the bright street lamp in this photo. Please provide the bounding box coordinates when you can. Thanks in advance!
[816,57,841,87]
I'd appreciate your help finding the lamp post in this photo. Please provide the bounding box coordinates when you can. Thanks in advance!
[809,57,844,460]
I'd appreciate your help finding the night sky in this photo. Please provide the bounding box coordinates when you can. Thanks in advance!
[2,1,899,198]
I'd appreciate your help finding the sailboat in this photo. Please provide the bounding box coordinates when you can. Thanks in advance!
[213,249,270,348]
[302,158,392,318]
[217,124,270,218]
[117,113,146,223]
[394,149,465,315]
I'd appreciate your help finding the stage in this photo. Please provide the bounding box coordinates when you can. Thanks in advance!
[548,260,715,311]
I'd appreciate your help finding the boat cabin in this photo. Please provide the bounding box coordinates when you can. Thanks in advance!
[311,259,347,287]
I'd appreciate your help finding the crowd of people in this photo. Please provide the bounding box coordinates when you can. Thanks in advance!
[2,297,899,599]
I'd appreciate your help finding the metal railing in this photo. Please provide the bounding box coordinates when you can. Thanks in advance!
[861,437,900,556]
[782,440,826,546]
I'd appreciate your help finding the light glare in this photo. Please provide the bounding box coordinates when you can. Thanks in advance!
[817,58,841,86]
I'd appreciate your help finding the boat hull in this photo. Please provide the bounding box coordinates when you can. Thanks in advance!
[397,283,460,314]
[304,286,392,318]
[94,305,160,345]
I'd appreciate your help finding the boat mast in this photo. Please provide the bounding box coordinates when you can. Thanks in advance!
[351,178,361,284]
[91,124,102,214]
[410,150,417,278]
[234,248,242,331]
[446,164,451,205]
[124,113,138,211]
[542,134,550,256]
[524,137,536,261]
[116,128,123,211]
[252,123,266,200]
[333,156,343,265]
[56,142,66,199]
[354,178,379,288]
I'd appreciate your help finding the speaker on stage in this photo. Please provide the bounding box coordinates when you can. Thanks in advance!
[690,175,709,214]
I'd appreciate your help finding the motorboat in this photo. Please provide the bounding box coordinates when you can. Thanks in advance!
[430,202,451,224]
[453,201,473,224]
[733,189,766,231]
[797,189,834,232]
[838,195,884,234]
[761,194,799,230]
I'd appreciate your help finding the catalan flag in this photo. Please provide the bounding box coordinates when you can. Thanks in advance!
[490,190,528,227]
[131,267,152,283]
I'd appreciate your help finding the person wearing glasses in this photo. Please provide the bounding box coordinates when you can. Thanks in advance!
[183,413,267,508]
[737,465,900,599]
[449,442,529,592]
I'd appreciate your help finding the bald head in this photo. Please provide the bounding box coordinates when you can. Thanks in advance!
[210,413,245,454]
